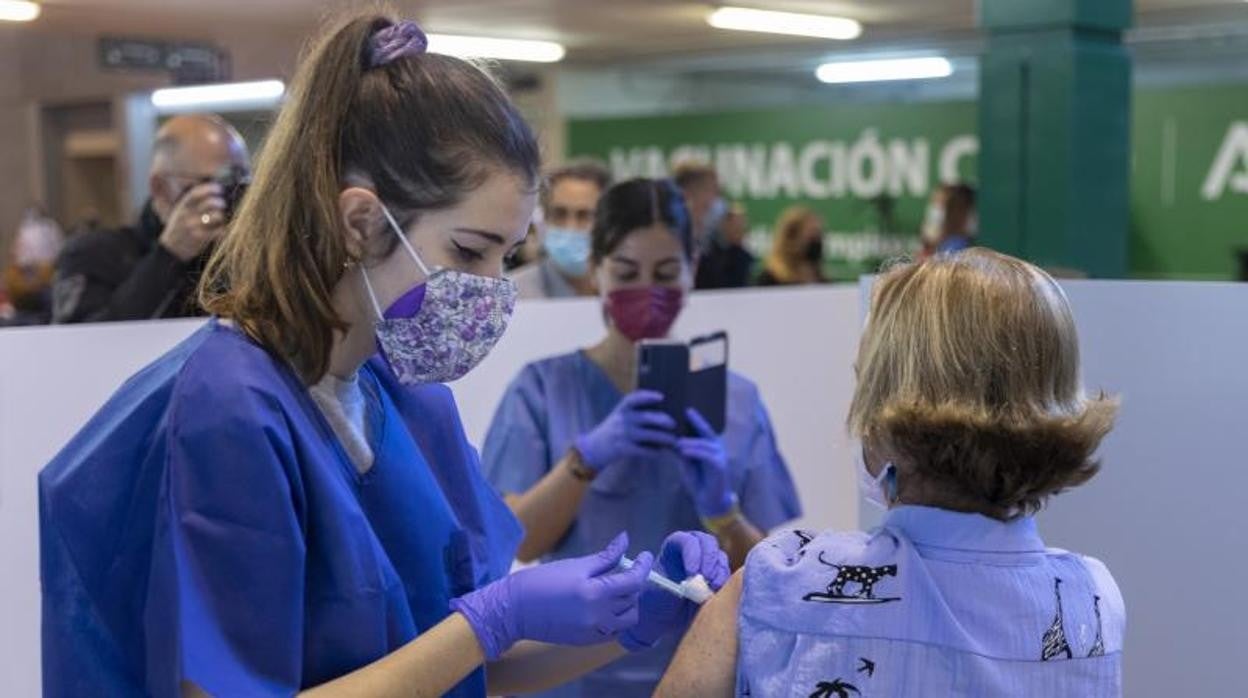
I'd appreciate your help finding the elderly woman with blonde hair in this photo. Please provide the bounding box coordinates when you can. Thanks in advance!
[657,248,1125,697]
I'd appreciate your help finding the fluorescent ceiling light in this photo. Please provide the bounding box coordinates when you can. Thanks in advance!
[151,80,285,113]
[816,57,953,84]
[426,34,566,63]
[708,6,862,41]
[0,1,40,22]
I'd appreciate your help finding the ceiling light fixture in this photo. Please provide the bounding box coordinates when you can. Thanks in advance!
[708,6,862,41]
[151,80,286,113]
[0,1,40,22]
[426,34,566,63]
[816,57,953,84]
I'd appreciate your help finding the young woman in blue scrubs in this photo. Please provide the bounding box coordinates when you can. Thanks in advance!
[38,15,728,698]
[482,179,801,697]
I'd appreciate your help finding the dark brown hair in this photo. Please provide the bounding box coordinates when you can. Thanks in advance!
[199,11,540,383]
[591,178,693,263]
[671,161,717,191]
[941,182,977,213]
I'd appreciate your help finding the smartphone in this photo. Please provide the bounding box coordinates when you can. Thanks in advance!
[636,332,729,436]
[637,340,689,432]
[687,332,728,435]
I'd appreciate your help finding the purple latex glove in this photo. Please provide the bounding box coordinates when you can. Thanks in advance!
[451,532,653,660]
[676,408,738,518]
[620,531,731,652]
[574,390,678,473]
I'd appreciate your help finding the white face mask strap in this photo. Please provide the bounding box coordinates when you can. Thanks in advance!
[359,267,385,322]
[880,462,899,504]
[380,204,433,277]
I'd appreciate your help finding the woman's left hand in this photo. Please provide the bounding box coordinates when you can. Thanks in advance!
[675,408,738,519]
[619,531,730,652]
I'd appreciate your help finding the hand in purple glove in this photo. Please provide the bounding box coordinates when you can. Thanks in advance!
[676,408,738,518]
[574,390,677,473]
[620,531,730,652]
[451,532,653,660]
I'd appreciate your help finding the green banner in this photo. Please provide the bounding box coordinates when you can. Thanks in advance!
[1131,87,1248,279]
[568,85,1248,280]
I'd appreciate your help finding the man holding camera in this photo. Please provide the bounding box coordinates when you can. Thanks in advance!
[52,114,251,323]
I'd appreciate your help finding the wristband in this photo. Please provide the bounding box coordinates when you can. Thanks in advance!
[701,504,743,535]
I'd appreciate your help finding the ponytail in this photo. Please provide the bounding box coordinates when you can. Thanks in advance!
[200,10,540,383]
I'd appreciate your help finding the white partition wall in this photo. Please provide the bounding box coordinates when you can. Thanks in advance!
[3,281,1247,696]
[1036,281,1248,698]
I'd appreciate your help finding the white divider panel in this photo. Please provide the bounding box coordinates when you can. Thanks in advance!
[8,280,1242,696]
[1037,281,1248,698]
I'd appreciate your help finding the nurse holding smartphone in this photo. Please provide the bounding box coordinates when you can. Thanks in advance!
[481,178,802,698]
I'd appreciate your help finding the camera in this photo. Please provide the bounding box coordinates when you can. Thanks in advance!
[209,165,251,222]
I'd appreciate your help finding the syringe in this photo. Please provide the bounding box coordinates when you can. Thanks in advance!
[619,556,715,604]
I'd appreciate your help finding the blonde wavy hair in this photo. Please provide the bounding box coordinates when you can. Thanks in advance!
[764,205,821,283]
[848,248,1118,518]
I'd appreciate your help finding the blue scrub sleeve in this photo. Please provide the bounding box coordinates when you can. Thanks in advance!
[145,384,307,697]
[481,367,554,496]
[736,393,802,532]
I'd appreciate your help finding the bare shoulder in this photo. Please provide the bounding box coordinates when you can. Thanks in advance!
[655,569,743,698]
[692,566,744,641]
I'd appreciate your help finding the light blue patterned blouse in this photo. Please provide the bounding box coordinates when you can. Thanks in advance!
[738,506,1124,697]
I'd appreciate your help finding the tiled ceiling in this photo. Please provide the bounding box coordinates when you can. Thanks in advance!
[26,0,1248,63]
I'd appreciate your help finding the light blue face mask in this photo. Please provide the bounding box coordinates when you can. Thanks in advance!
[856,446,898,511]
[706,197,728,230]
[701,197,729,251]
[544,227,592,277]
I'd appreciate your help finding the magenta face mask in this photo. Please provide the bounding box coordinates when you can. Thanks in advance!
[360,205,517,384]
[604,287,684,342]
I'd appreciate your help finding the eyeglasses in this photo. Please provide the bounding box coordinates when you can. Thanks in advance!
[547,205,595,228]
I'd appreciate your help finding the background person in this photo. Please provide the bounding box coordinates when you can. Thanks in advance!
[511,159,610,299]
[51,113,250,323]
[695,201,755,290]
[757,205,826,286]
[2,203,64,324]
[921,182,978,258]
[483,177,801,697]
[672,161,725,252]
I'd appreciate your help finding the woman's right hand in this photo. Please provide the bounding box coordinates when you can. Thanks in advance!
[450,532,653,660]
[573,390,677,473]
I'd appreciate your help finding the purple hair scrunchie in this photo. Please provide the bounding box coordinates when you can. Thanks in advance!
[368,20,428,69]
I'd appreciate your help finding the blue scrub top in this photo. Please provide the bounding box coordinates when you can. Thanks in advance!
[937,236,973,254]
[39,321,522,697]
[482,350,802,697]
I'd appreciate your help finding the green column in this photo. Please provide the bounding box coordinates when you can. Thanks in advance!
[978,0,1133,277]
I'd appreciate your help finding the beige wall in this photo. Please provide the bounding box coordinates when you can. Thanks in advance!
[0,24,307,259]
[0,23,571,260]
[512,67,567,169]
[0,26,33,260]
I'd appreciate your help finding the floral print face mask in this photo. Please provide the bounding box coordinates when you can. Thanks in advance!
[360,205,517,385]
